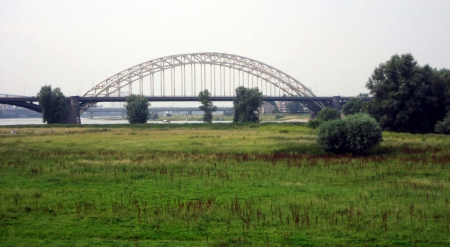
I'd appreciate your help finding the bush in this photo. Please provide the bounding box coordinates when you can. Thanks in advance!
[317,114,382,155]
[307,119,323,129]
[275,114,284,119]
[317,107,341,121]
[435,112,450,134]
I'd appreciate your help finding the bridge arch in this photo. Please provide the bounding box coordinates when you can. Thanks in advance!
[82,52,324,111]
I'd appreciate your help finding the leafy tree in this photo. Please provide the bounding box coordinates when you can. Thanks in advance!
[198,89,217,123]
[286,101,301,114]
[365,54,450,133]
[125,94,149,124]
[317,114,382,155]
[435,111,450,134]
[36,85,68,124]
[342,98,363,116]
[233,86,262,122]
[317,107,341,121]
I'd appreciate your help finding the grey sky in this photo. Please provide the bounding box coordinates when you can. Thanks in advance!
[1,0,449,102]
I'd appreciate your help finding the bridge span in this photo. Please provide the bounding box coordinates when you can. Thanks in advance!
[1,52,371,124]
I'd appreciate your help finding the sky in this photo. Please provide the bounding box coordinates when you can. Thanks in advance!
[1,0,449,106]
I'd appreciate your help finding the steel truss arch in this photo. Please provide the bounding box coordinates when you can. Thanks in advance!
[82,52,324,111]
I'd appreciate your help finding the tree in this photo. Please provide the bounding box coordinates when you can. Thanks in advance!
[435,111,450,134]
[286,101,301,114]
[36,85,68,124]
[125,94,149,124]
[365,54,450,133]
[317,107,341,121]
[342,98,363,116]
[317,114,382,155]
[233,86,262,122]
[198,89,217,123]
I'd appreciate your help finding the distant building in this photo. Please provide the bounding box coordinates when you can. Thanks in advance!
[277,101,287,113]
[261,101,276,114]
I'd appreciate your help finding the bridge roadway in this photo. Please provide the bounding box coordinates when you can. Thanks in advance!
[0,95,371,124]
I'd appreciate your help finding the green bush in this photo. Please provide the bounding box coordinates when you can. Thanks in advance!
[317,114,382,155]
[307,119,323,129]
[275,114,284,119]
[435,112,450,134]
[317,107,341,121]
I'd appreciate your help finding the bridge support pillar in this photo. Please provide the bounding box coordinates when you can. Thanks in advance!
[122,111,126,119]
[61,96,81,124]
[309,109,317,119]
[332,96,342,111]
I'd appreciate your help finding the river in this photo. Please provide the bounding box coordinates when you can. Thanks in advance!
[0,118,233,126]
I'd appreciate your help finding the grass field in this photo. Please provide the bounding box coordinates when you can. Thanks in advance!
[0,123,449,246]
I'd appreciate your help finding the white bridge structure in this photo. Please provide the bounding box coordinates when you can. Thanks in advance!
[82,52,325,111]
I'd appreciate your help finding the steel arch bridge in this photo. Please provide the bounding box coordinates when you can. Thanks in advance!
[81,52,325,112]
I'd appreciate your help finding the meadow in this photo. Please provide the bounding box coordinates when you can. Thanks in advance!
[0,123,449,246]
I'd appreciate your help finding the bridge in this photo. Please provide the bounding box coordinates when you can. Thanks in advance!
[0,53,370,124]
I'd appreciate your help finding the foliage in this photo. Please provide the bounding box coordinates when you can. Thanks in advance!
[435,111,450,134]
[286,101,301,114]
[233,86,262,122]
[36,85,68,124]
[317,113,382,155]
[274,114,284,119]
[150,112,159,120]
[365,54,450,133]
[307,119,323,129]
[316,107,341,121]
[342,97,363,116]
[166,113,172,117]
[0,124,449,246]
[198,89,217,123]
[125,94,149,124]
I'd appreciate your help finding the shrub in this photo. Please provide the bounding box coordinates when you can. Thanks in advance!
[435,112,450,134]
[317,107,341,121]
[317,114,382,155]
[275,114,284,119]
[307,119,323,129]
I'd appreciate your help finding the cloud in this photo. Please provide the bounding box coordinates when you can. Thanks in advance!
[0,23,36,34]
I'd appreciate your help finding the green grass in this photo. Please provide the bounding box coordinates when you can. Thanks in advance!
[0,123,449,246]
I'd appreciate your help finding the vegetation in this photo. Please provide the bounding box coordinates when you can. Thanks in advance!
[150,112,159,120]
[286,101,301,114]
[306,119,322,129]
[365,54,450,133]
[435,111,450,134]
[233,86,262,122]
[317,113,382,155]
[316,107,341,121]
[342,97,363,116]
[36,85,68,124]
[125,94,149,124]
[198,89,217,123]
[0,123,449,246]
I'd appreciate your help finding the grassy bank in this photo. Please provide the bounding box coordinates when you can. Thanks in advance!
[0,123,449,246]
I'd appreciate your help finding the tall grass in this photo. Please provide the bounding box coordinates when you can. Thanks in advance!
[0,124,449,246]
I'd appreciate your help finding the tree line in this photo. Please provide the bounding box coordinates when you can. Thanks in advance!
[36,53,449,135]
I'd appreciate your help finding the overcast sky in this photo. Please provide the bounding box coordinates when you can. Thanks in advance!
[1,0,449,104]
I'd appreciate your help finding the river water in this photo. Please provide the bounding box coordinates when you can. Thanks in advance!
[0,118,232,126]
